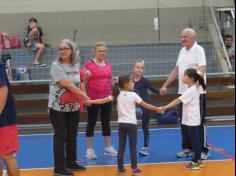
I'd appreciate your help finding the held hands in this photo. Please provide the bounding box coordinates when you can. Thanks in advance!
[156,106,165,114]
[84,99,92,106]
[157,106,167,114]
[81,92,91,106]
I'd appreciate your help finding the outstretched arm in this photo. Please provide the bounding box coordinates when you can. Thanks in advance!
[164,98,182,110]
[146,79,159,94]
[86,96,113,105]
[139,101,162,113]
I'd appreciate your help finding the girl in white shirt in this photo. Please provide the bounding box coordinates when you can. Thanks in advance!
[162,68,206,170]
[86,74,162,176]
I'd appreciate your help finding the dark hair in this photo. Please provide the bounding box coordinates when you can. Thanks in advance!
[27,18,38,33]
[224,34,233,41]
[112,74,132,103]
[28,17,37,23]
[184,68,206,91]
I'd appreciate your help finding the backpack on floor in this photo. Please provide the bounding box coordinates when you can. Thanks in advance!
[156,109,179,124]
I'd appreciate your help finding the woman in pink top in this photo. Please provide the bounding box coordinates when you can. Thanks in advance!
[84,42,117,159]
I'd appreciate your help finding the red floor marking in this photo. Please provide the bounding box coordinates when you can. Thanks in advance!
[208,143,235,161]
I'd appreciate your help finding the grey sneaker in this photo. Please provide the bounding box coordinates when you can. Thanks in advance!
[201,150,210,160]
[139,147,150,156]
[176,149,193,158]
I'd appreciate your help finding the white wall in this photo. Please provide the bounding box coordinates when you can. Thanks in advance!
[0,0,234,14]
[0,0,234,46]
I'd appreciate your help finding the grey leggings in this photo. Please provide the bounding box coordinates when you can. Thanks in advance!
[118,123,137,170]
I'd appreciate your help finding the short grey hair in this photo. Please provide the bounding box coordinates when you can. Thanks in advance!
[58,39,79,66]
[182,28,196,39]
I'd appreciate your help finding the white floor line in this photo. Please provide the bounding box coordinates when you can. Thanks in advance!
[19,124,235,137]
[12,159,233,171]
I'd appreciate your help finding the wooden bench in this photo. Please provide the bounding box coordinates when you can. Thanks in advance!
[12,75,235,124]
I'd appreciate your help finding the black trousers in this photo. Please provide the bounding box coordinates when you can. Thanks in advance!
[50,109,79,170]
[86,102,112,137]
[118,123,137,170]
[186,125,201,163]
[179,94,209,153]
[141,107,151,147]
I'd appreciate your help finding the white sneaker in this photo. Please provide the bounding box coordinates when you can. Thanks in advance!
[76,159,84,163]
[104,146,118,157]
[176,149,193,158]
[201,150,210,160]
[85,148,97,160]
[139,147,150,156]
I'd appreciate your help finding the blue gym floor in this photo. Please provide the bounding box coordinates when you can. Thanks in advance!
[17,125,235,169]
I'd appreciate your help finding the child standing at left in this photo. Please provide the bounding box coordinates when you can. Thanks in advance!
[86,74,163,175]
[133,59,159,156]
[0,63,19,176]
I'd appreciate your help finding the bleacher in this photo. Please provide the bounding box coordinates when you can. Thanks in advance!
[13,76,235,124]
[4,43,234,133]
[4,42,221,80]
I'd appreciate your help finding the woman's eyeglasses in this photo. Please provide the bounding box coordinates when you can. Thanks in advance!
[58,47,71,51]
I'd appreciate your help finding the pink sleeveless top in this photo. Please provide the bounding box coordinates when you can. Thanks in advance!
[85,59,112,99]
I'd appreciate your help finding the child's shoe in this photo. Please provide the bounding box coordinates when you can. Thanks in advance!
[184,161,200,170]
[198,160,204,168]
[117,168,126,175]
[132,168,142,176]
[139,147,150,156]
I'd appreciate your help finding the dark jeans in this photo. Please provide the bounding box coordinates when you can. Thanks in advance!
[179,94,209,153]
[86,102,112,137]
[141,107,151,147]
[186,125,201,163]
[118,123,137,170]
[50,109,79,171]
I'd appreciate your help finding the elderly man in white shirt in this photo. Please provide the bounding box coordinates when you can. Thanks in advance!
[160,28,210,160]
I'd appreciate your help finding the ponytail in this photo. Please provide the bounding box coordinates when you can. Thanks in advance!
[196,73,206,91]
[112,74,132,104]
[184,68,206,91]
[112,82,120,104]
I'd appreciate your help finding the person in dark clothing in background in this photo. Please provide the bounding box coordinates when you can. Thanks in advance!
[133,59,160,156]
